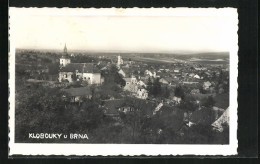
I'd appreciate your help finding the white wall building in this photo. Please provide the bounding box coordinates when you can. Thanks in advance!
[59,63,102,85]
[117,55,123,68]
[58,44,102,84]
[136,88,148,99]
[60,44,71,67]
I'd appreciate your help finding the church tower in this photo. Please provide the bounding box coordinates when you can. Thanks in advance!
[64,43,67,54]
[117,55,123,68]
[60,43,71,67]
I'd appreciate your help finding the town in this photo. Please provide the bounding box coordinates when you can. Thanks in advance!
[15,45,230,144]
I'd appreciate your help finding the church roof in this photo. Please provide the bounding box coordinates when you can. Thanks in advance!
[60,54,70,59]
[60,63,100,73]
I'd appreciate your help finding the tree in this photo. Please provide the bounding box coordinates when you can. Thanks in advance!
[181,124,214,144]
[223,80,229,93]
[133,70,138,75]
[202,96,216,108]
[162,86,170,99]
[152,78,161,97]
[199,84,207,94]
[104,64,126,86]
[71,72,77,82]
[174,86,185,99]
[119,98,151,143]
[78,101,104,130]
[15,85,67,142]
[48,63,59,75]
[179,95,198,112]
[146,77,153,95]
[212,72,217,80]
[218,70,224,83]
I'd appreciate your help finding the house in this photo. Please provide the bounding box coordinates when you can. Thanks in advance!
[124,64,130,68]
[212,106,225,119]
[205,72,211,77]
[124,60,135,65]
[203,81,212,90]
[182,81,199,85]
[211,107,229,132]
[164,77,178,86]
[136,88,148,99]
[123,76,137,85]
[193,74,200,79]
[145,70,156,78]
[59,63,102,84]
[58,44,102,85]
[190,89,200,94]
[195,67,206,71]
[182,72,189,77]
[124,83,138,93]
[124,78,132,85]
[189,73,195,77]
[153,103,163,115]
[172,96,182,104]
[159,78,170,85]
[137,80,146,87]
[63,87,92,103]
[118,69,126,77]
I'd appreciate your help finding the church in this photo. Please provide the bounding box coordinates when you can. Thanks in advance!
[58,44,103,85]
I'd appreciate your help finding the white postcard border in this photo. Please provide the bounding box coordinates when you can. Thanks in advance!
[9,7,238,156]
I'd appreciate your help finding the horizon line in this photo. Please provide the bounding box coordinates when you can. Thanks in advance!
[15,48,230,55]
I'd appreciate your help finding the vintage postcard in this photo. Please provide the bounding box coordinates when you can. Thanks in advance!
[9,7,238,156]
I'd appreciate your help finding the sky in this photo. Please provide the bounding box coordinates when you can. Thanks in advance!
[10,8,238,53]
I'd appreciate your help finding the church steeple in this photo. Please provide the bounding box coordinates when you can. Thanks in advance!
[64,43,67,54]
[60,43,71,67]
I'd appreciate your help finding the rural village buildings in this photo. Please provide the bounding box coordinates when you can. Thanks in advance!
[58,45,103,85]
[19,45,230,138]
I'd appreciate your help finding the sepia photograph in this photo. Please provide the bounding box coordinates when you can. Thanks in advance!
[9,7,238,156]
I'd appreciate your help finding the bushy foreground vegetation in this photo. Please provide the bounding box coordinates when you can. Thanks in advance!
[15,82,228,144]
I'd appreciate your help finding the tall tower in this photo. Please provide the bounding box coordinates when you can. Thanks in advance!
[60,44,70,67]
[117,55,123,68]
[117,55,121,68]
[64,43,68,54]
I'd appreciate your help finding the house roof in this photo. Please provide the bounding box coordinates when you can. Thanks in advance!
[204,81,211,86]
[123,78,132,82]
[61,54,70,59]
[159,78,168,82]
[63,87,91,96]
[211,107,229,131]
[120,68,132,77]
[60,63,100,73]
